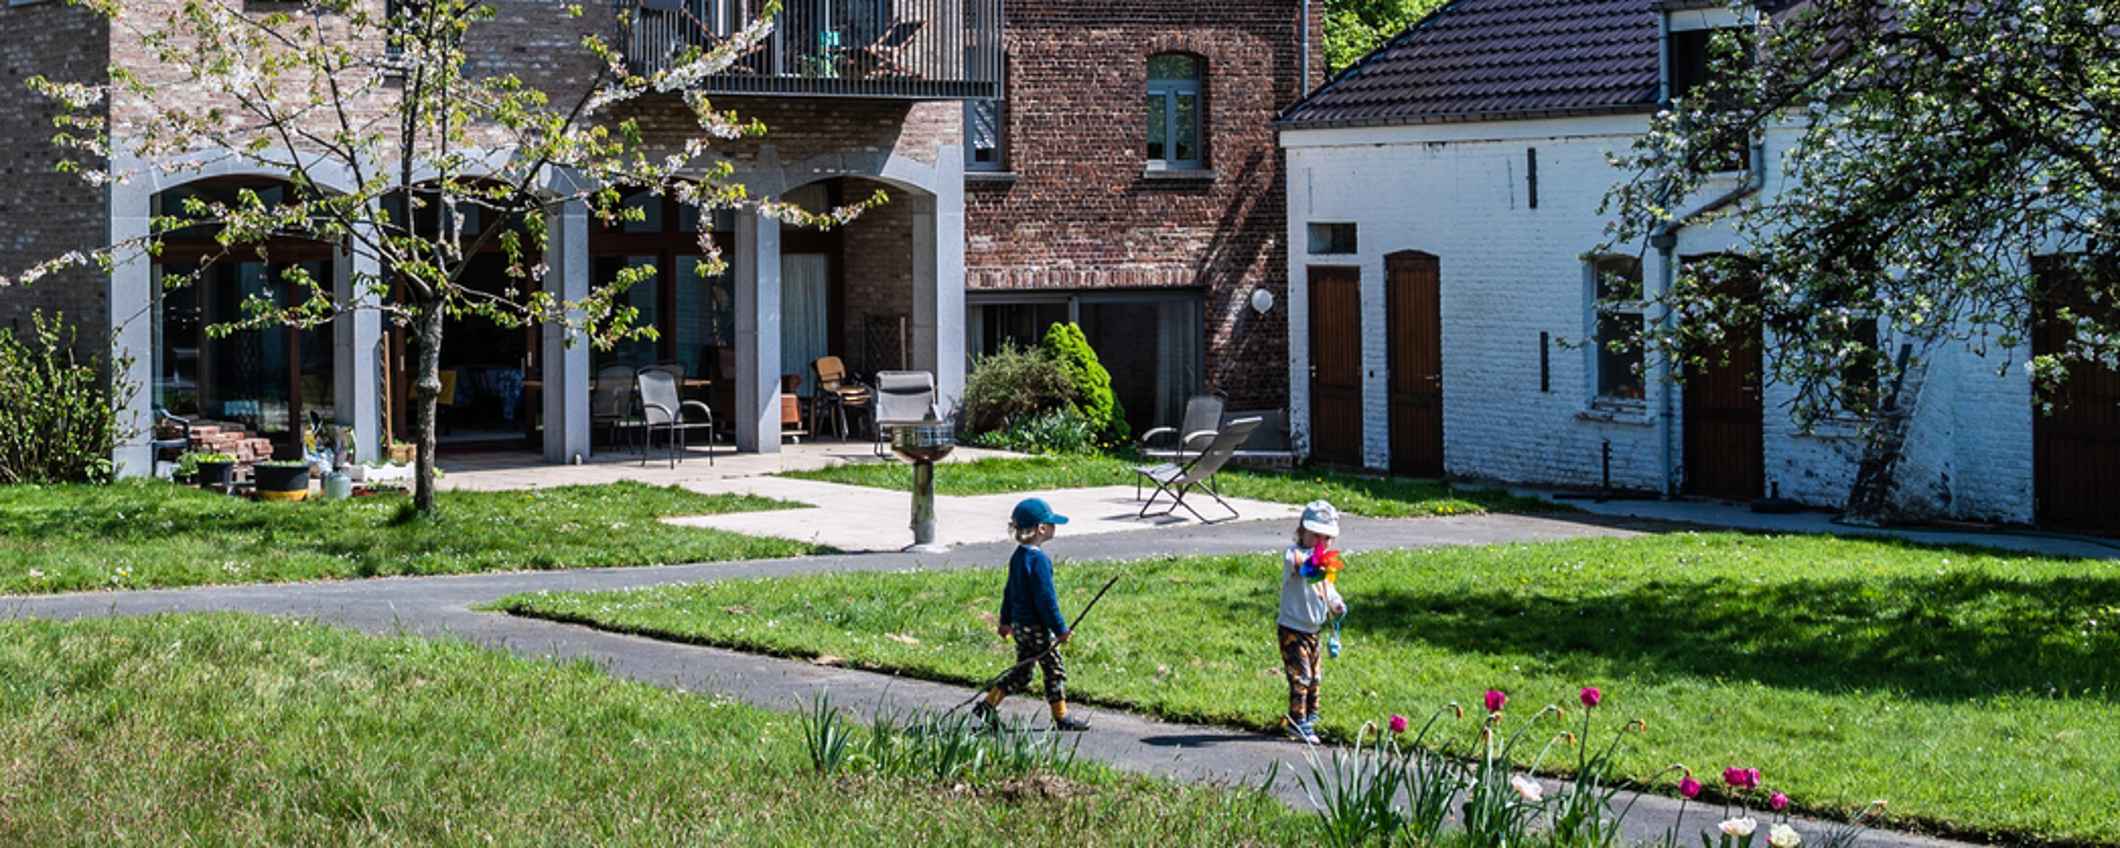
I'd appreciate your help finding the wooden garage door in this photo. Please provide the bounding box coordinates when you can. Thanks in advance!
[2033,259,2120,533]
[1387,252,1443,477]
[1681,258,1765,502]
[1308,266,1363,466]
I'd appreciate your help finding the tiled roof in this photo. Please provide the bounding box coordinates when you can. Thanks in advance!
[1280,0,1663,129]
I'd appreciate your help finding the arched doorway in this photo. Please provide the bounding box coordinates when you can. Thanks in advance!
[151,177,340,459]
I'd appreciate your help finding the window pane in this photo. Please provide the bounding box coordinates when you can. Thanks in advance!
[1175,93,1199,164]
[1146,94,1166,161]
[1837,317,1882,412]
[1595,256,1644,302]
[621,192,663,234]
[1147,54,1198,81]
[1597,310,1646,400]
[595,255,661,369]
[674,255,733,379]
[966,98,1003,168]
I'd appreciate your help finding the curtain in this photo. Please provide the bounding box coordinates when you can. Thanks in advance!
[781,253,832,388]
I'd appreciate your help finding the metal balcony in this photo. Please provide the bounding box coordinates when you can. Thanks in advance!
[617,0,1003,100]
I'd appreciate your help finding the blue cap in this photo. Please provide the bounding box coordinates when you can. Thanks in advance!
[1010,497,1069,529]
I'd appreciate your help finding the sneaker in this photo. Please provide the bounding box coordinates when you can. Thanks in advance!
[970,701,1001,730]
[1052,712,1091,732]
[1283,714,1320,744]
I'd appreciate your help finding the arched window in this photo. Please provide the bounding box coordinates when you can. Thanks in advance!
[1146,53,1203,170]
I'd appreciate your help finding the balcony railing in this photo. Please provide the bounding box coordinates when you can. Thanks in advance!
[618,0,1003,99]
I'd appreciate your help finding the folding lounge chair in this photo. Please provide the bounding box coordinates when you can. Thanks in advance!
[1135,394,1225,499]
[1135,416,1262,523]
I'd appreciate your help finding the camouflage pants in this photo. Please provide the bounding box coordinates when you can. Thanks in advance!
[1279,625,1321,719]
[998,626,1067,704]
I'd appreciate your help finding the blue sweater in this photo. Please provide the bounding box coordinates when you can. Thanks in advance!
[999,545,1067,635]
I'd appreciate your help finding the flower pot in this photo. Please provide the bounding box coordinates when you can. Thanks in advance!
[195,461,236,489]
[254,463,312,502]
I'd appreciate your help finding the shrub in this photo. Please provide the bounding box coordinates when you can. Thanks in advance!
[1039,322,1128,443]
[0,311,133,485]
[966,407,1099,455]
[959,343,1077,436]
[176,451,236,479]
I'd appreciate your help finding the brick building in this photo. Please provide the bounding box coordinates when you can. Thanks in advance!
[1277,0,2119,530]
[1,0,1316,472]
[962,0,1320,434]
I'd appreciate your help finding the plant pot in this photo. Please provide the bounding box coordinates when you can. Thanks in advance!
[254,463,312,502]
[321,472,354,501]
[195,461,236,489]
[389,443,415,464]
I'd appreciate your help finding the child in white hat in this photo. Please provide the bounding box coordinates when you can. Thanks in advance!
[1276,500,1345,744]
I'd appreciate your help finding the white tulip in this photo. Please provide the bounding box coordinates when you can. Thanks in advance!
[1510,775,1544,803]
[1768,824,1802,848]
[1719,817,1759,838]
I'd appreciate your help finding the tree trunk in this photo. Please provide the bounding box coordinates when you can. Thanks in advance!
[412,303,446,514]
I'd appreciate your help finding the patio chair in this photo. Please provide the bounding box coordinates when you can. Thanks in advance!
[1135,416,1262,524]
[810,355,873,440]
[151,407,193,465]
[636,367,715,467]
[872,370,937,456]
[1137,393,1224,468]
[591,364,641,449]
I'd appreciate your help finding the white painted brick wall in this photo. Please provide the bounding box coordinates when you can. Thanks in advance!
[1282,116,2039,523]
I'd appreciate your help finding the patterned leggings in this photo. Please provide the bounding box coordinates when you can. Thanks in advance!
[1279,626,1321,719]
[998,626,1068,703]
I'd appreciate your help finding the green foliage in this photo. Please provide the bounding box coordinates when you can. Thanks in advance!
[0,480,818,593]
[1323,0,1448,74]
[0,311,132,485]
[958,343,1078,437]
[966,408,1100,456]
[1038,322,1128,443]
[0,614,1310,844]
[174,451,235,479]
[500,533,2120,844]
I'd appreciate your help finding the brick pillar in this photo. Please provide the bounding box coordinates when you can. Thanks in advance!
[543,197,592,462]
[734,206,782,453]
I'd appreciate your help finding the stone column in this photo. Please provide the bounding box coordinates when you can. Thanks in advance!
[333,232,384,464]
[911,147,967,412]
[734,206,782,453]
[543,197,593,462]
[108,179,155,477]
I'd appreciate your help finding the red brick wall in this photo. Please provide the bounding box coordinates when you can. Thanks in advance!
[0,2,110,356]
[966,0,1320,410]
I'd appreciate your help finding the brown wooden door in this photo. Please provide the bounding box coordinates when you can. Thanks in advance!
[2033,260,2120,532]
[1387,252,1443,476]
[1308,266,1363,465]
[1681,260,1764,501]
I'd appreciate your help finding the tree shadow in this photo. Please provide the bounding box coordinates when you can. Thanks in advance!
[1353,564,2120,702]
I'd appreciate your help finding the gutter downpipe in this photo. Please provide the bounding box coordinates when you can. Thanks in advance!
[1652,9,1767,497]
[1299,0,1311,96]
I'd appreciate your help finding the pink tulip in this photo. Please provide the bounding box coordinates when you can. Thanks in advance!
[1680,775,1703,799]
[1388,713,1409,734]
[1484,689,1508,713]
[1770,791,1790,812]
[1579,686,1602,708]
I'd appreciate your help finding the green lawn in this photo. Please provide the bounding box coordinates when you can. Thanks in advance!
[784,454,1556,517]
[0,480,819,594]
[497,532,2120,845]
[0,614,1306,845]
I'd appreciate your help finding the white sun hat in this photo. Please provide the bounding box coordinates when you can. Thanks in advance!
[1300,500,1341,537]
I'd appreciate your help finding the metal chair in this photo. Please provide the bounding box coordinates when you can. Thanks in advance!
[591,364,641,449]
[1134,417,1263,524]
[810,355,873,440]
[872,370,937,456]
[1136,394,1225,500]
[151,407,193,465]
[636,367,715,467]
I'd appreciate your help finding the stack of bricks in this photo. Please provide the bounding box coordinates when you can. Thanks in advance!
[187,423,276,464]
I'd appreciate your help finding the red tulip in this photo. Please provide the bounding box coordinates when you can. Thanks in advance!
[1579,686,1602,708]
[1388,713,1409,734]
[1680,775,1703,799]
[1484,689,1508,713]
[1769,791,1790,812]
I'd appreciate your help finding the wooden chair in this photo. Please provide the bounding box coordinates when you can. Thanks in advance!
[810,355,873,440]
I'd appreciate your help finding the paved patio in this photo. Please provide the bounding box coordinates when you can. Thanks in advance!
[669,475,1302,551]
[432,440,1020,492]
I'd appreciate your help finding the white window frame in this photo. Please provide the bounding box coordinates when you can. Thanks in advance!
[1585,254,1648,407]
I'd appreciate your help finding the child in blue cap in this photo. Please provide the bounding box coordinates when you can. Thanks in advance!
[973,497,1091,731]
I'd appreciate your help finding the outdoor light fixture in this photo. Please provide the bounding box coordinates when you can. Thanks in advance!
[1250,288,1275,315]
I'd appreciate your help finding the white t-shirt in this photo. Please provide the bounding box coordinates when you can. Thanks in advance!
[1277,545,1346,633]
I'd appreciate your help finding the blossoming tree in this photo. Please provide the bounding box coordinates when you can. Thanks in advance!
[12,0,872,513]
[1602,0,2117,519]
